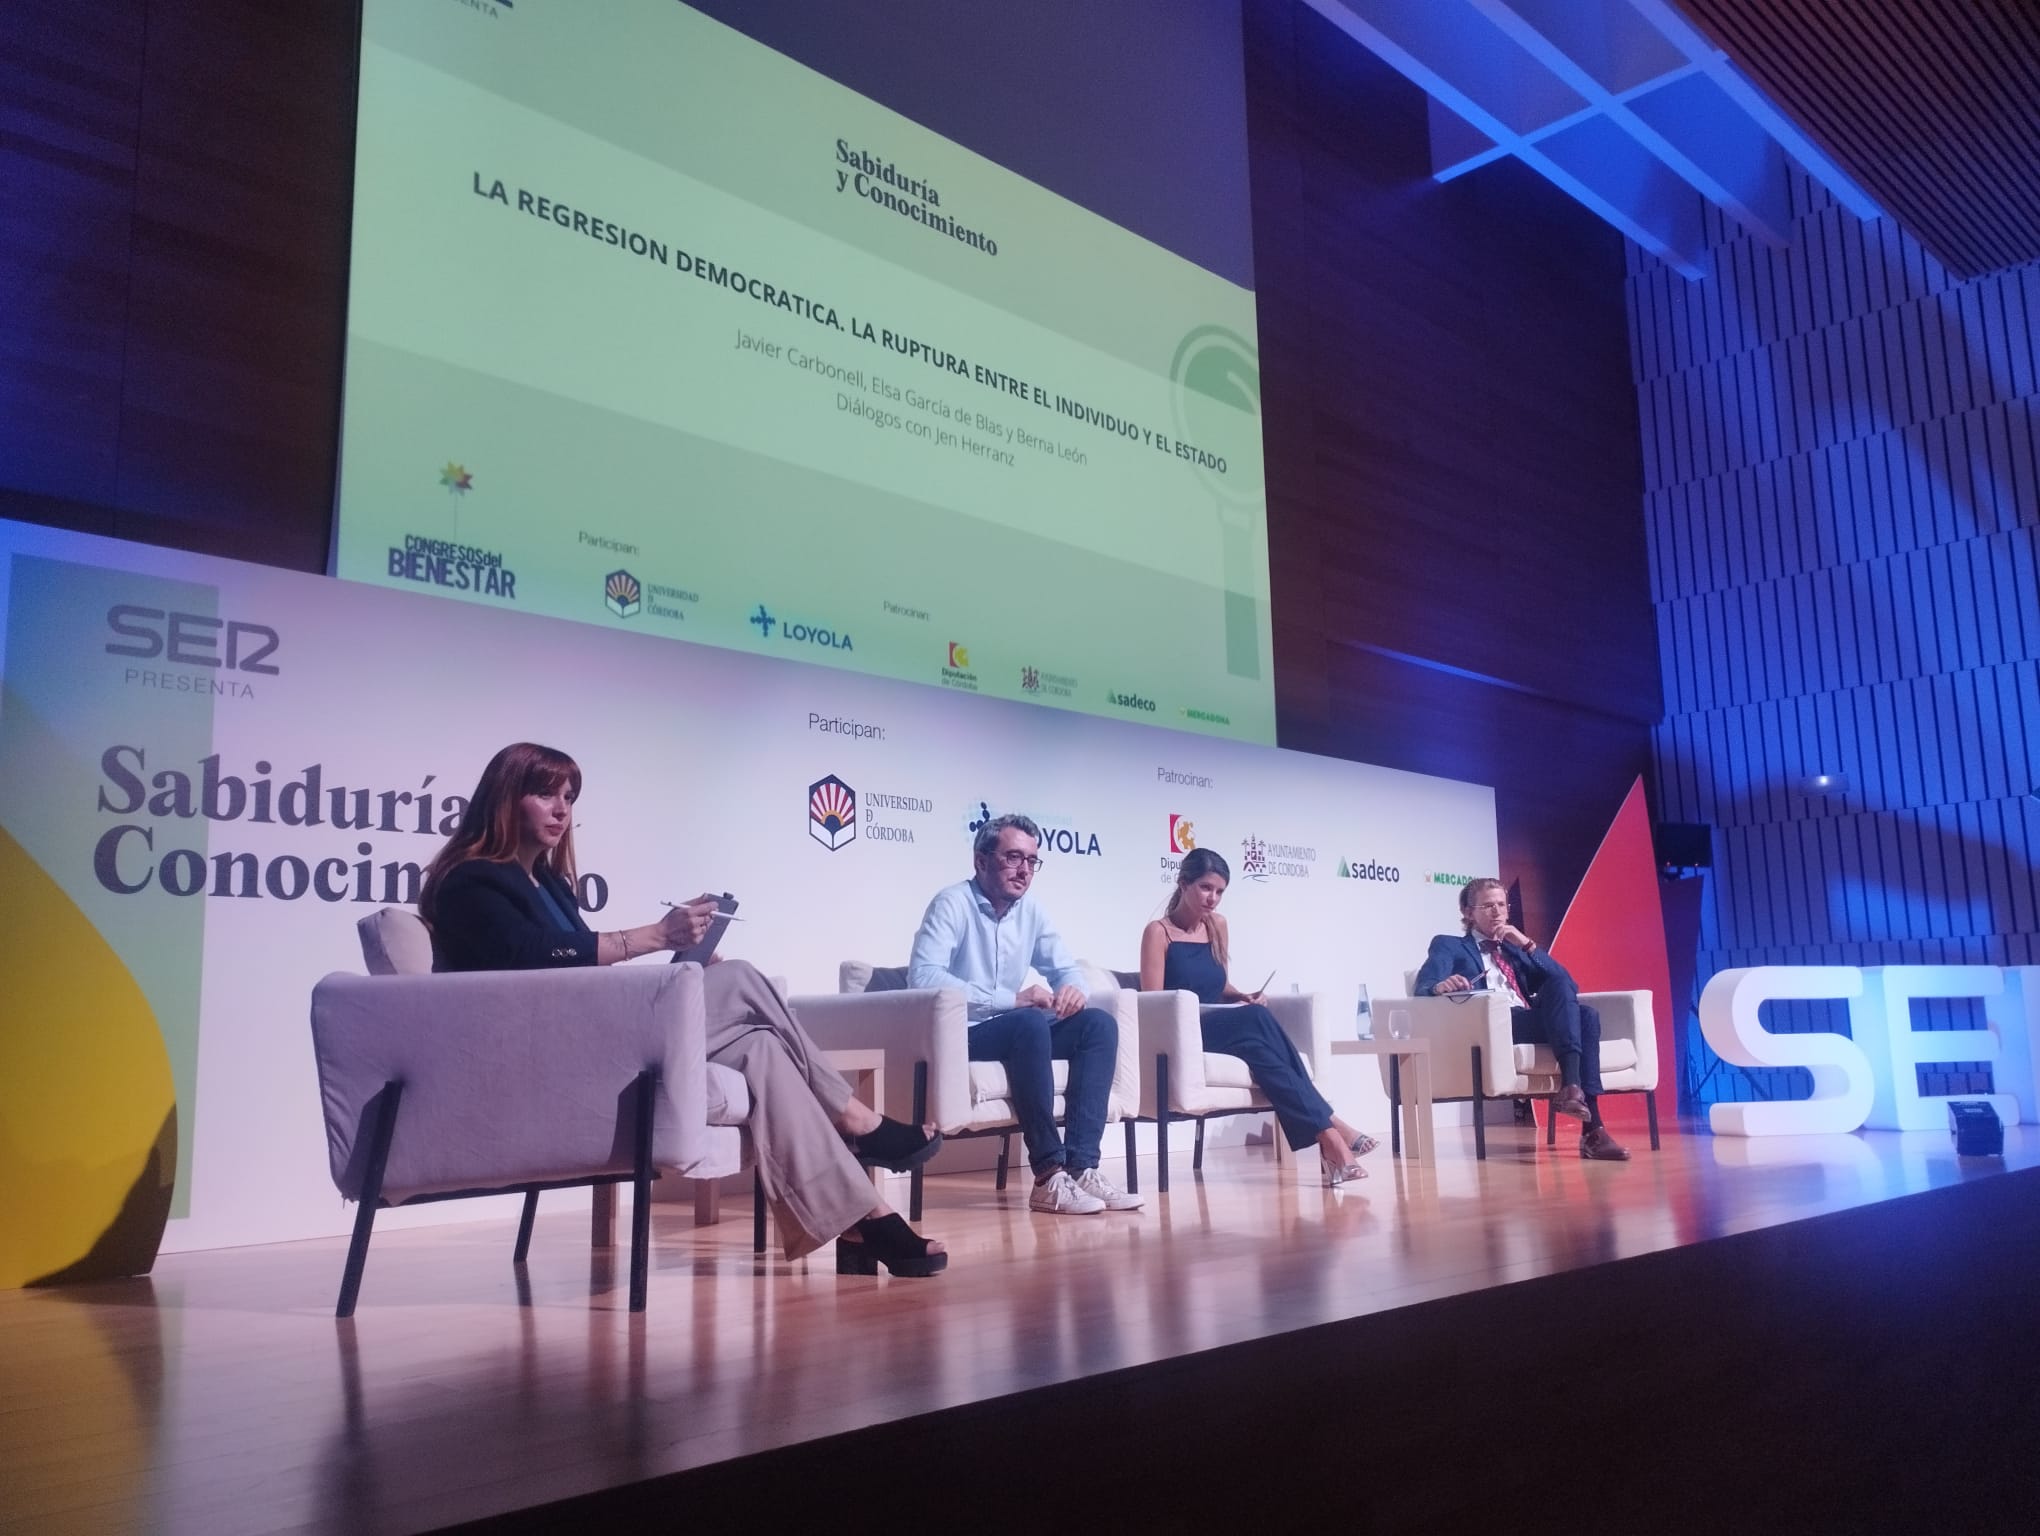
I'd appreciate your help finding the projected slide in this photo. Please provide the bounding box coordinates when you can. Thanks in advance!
[338,1,1272,742]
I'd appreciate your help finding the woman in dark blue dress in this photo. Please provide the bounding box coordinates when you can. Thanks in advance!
[1139,849,1375,1185]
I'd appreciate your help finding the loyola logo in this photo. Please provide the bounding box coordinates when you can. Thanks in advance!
[965,800,1104,857]
[753,604,853,651]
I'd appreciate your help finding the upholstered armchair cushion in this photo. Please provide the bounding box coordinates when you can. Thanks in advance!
[818,960,1138,1129]
[1371,982,1658,1099]
[310,962,720,1205]
[1131,989,1327,1117]
[796,983,973,1131]
[357,906,435,976]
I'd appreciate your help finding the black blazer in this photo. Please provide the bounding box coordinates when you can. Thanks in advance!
[430,857,597,972]
[1413,932,1573,1001]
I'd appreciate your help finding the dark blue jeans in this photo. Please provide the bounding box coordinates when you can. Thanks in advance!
[1201,1003,1335,1151]
[968,1006,1117,1176]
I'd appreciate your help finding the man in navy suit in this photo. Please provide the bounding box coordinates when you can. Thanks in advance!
[1414,878,1629,1160]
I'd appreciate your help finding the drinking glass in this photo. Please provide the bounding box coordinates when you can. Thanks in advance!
[1388,1008,1411,1041]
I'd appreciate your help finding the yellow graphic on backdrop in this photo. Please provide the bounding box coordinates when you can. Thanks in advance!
[0,825,176,1288]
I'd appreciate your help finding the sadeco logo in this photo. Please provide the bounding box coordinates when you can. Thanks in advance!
[1337,858,1402,882]
[966,800,1103,857]
[604,570,642,619]
[1107,689,1157,713]
[753,604,852,651]
[809,775,856,851]
[107,606,279,674]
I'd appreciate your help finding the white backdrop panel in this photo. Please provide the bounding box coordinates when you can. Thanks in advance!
[0,521,1495,1253]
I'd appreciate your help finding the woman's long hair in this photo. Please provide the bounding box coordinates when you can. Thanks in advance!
[418,743,582,925]
[1165,847,1231,970]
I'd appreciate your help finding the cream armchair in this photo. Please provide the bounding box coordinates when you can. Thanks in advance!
[314,908,754,1315]
[793,962,1138,1219]
[1112,972,1330,1192]
[1369,969,1660,1158]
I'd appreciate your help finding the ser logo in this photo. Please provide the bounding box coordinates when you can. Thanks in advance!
[106,606,279,674]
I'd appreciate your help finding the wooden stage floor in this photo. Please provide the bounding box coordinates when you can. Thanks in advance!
[6,1121,2039,1535]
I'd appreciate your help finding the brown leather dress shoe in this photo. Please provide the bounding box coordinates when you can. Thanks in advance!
[1553,1084,1590,1120]
[1579,1125,1631,1161]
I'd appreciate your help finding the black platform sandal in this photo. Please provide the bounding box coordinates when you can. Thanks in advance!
[835,1213,948,1278]
[851,1117,944,1173]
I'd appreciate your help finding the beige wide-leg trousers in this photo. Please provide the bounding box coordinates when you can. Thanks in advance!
[703,959,875,1260]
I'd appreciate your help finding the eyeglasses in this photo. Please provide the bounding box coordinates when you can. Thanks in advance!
[992,851,1044,871]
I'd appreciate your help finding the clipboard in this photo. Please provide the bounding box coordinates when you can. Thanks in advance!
[671,893,738,964]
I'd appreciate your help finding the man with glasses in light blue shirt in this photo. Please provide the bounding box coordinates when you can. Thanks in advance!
[909,813,1142,1215]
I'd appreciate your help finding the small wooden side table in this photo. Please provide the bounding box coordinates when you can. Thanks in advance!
[1330,1036,1434,1164]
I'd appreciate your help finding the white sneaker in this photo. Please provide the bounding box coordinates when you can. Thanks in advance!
[1073,1166,1144,1212]
[1029,1168,1106,1214]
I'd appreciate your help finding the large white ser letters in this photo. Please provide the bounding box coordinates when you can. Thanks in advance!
[1700,967,1872,1136]
[1701,964,2036,1136]
[1851,966,2017,1131]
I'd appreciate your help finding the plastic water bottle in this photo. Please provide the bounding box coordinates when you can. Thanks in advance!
[1355,983,1373,1039]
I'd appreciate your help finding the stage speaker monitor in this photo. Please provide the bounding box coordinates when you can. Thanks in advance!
[1654,822,1712,873]
[1947,1100,2004,1157]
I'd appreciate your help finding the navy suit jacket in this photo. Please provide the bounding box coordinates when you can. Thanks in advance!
[429,857,597,972]
[1413,932,1574,1002]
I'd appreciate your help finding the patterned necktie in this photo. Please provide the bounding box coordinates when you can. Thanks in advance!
[1483,940,1526,1002]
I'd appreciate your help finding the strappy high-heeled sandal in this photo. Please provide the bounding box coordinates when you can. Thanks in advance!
[1349,1130,1381,1157]
[835,1212,948,1277]
[851,1117,944,1173]
[1322,1155,1369,1188]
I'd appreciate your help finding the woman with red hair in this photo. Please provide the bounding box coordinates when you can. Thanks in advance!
[421,742,947,1277]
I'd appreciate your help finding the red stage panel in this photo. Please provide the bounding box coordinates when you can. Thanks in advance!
[1550,775,1678,1130]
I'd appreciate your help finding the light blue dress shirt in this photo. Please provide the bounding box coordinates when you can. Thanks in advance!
[909,878,1087,1021]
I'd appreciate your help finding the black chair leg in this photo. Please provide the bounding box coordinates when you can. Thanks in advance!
[337,1080,403,1319]
[995,1133,1012,1191]
[910,1061,928,1223]
[1646,1089,1661,1150]
[1123,1119,1138,1194]
[1547,1098,1558,1146]
[513,1188,539,1264]
[751,1168,766,1256]
[1390,1054,1403,1159]
[1156,1055,1171,1194]
[1470,1046,1487,1161]
[630,1071,656,1312]
[1193,1117,1205,1173]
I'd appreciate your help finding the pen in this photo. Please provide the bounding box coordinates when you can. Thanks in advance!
[662,901,743,920]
